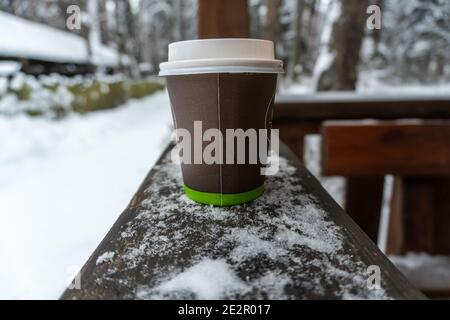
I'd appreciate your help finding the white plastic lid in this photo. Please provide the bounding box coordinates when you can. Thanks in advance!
[159,39,284,76]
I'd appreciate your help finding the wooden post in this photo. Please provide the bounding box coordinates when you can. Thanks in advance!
[433,177,450,253]
[402,177,435,253]
[264,0,282,47]
[198,0,249,38]
[345,177,384,243]
[389,176,450,255]
[274,120,321,161]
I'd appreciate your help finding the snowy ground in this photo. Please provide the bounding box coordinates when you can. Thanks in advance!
[390,253,450,292]
[0,91,172,299]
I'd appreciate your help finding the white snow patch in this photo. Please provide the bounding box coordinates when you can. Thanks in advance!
[96,252,115,265]
[251,272,291,300]
[0,61,21,76]
[228,228,289,262]
[312,0,341,89]
[138,259,248,300]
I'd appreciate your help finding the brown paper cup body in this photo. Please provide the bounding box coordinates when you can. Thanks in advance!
[167,73,278,195]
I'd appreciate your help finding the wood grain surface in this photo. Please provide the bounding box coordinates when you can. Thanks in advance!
[61,143,425,300]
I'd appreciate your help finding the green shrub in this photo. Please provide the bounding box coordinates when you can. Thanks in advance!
[2,78,164,117]
[25,109,43,117]
[13,85,32,101]
[69,81,114,113]
[128,81,164,100]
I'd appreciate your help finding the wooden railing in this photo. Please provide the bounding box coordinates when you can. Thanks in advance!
[61,142,424,300]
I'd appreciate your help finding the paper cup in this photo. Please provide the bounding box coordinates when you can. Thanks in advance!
[160,39,283,206]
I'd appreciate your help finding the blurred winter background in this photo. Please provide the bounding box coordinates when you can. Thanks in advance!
[0,0,449,299]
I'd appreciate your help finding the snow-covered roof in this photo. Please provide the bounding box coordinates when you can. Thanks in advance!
[0,11,120,67]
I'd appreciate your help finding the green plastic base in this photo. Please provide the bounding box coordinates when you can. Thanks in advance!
[183,185,265,206]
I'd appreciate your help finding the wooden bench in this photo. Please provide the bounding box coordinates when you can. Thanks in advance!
[321,120,450,252]
[273,93,450,245]
[61,142,424,300]
[321,121,450,296]
[274,93,450,161]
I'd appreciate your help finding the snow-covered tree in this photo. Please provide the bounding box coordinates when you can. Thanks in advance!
[287,0,305,82]
[382,0,450,82]
[314,0,369,91]
[1,0,448,83]
[87,0,101,63]
[264,0,282,52]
